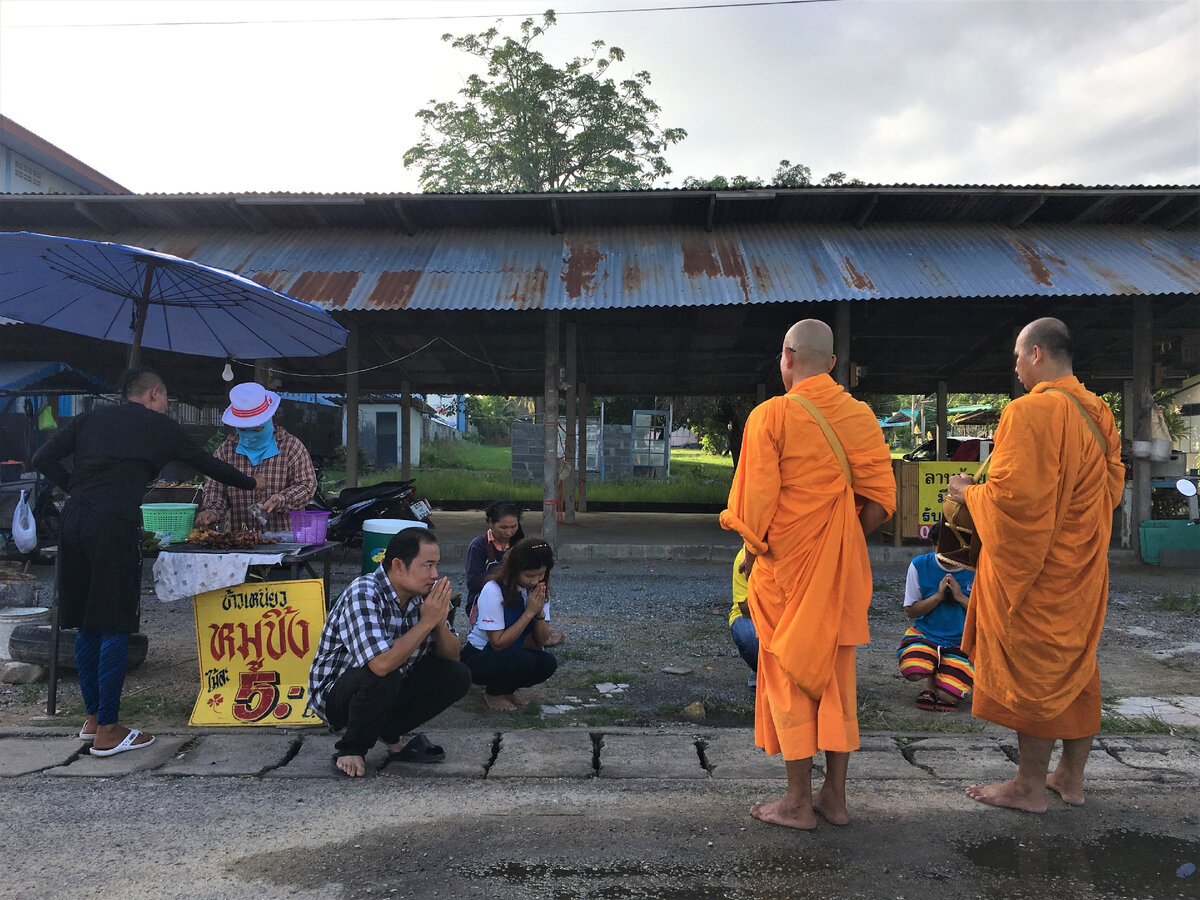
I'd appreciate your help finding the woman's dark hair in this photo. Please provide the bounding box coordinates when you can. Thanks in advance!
[487,537,555,608]
[383,527,438,570]
[485,500,522,524]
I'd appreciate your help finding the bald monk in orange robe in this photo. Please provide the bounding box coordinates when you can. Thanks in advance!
[721,319,896,830]
[948,317,1123,813]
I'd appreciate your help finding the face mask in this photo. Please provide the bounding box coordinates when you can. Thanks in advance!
[235,421,279,465]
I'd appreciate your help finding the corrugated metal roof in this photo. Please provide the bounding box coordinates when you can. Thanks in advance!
[21,222,1197,313]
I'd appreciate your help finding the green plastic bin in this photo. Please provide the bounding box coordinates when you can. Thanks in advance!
[1139,519,1200,565]
[361,519,428,574]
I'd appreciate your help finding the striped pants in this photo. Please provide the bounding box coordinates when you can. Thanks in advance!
[897,627,974,699]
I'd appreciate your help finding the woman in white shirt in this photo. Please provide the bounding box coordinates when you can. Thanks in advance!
[462,538,559,711]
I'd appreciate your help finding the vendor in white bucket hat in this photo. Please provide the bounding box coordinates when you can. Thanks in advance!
[195,382,317,533]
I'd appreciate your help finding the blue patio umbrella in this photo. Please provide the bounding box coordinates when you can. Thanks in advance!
[0,232,347,364]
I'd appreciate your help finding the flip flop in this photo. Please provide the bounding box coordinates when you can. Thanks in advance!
[78,726,97,741]
[915,690,938,711]
[387,733,446,764]
[89,728,154,757]
[542,628,566,648]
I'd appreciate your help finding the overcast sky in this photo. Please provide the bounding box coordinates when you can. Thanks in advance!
[1,0,1196,193]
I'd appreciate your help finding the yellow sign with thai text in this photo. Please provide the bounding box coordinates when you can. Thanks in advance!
[190,579,325,727]
[916,462,982,541]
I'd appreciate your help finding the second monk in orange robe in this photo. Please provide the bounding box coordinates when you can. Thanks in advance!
[949,317,1123,813]
[721,319,896,830]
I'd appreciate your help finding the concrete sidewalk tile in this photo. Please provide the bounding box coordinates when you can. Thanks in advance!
[377,731,493,779]
[46,734,191,777]
[0,737,86,776]
[1044,744,1162,782]
[158,733,298,776]
[851,748,933,780]
[908,737,1015,781]
[487,730,595,778]
[264,732,388,778]
[701,732,785,780]
[1101,737,1200,777]
[598,733,708,779]
[1110,696,1183,719]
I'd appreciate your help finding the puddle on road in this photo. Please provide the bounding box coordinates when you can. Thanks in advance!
[959,829,1199,898]
[494,856,833,900]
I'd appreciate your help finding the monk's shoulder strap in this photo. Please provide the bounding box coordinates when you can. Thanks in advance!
[785,393,853,487]
[1042,388,1109,455]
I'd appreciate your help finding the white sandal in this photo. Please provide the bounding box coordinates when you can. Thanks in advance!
[89,728,155,757]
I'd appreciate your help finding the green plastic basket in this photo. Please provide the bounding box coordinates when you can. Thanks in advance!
[140,503,198,543]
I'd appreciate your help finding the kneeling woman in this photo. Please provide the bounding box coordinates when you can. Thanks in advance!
[462,538,559,711]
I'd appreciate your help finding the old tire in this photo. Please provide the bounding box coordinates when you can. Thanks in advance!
[7,625,148,671]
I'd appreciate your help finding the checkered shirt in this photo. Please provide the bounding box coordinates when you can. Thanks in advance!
[306,567,436,722]
[200,425,317,532]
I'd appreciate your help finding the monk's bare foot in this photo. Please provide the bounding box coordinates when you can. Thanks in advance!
[335,754,366,777]
[965,779,1046,813]
[813,790,850,826]
[1046,772,1085,806]
[486,694,518,711]
[749,797,818,831]
[506,693,531,707]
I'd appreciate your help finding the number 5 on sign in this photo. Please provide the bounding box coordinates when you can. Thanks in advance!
[190,579,326,727]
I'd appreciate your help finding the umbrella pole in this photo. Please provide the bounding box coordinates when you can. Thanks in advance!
[127,262,156,367]
[45,548,61,717]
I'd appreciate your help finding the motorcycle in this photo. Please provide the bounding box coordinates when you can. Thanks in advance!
[308,468,433,546]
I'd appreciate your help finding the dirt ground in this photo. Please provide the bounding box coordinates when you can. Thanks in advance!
[2,552,1197,735]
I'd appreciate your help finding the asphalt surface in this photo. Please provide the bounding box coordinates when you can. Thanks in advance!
[2,511,1198,899]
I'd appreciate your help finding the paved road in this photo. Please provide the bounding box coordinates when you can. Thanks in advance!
[2,726,1197,899]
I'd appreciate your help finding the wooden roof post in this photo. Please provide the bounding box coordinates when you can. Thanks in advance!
[936,380,948,461]
[1131,300,1153,560]
[835,301,851,388]
[563,319,577,524]
[542,311,560,549]
[345,319,359,489]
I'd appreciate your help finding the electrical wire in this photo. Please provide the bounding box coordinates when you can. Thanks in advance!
[6,0,842,29]
[260,335,543,378]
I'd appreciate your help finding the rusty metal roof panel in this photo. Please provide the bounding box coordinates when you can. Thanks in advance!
[10,223,1195,313]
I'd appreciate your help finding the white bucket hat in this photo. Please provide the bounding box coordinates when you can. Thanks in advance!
[222,382,280,428]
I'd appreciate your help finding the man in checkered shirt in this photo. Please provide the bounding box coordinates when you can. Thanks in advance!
[309,527,470,777]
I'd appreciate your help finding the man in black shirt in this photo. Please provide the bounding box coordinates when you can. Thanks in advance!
[34,367,257,756]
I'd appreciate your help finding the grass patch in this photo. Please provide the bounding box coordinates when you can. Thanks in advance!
[1100,713,1198,735]
[1156,588,1200,614]
[364,444,735,504]
[65,688,194,723]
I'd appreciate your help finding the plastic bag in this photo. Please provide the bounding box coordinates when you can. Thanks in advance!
[12,490,37,554]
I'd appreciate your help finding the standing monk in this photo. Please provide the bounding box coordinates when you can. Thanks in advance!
[948,317,1123,813]
[721,319,896,829]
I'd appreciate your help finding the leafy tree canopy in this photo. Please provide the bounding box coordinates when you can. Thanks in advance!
[403,11,687,192]
[682,159,863,190]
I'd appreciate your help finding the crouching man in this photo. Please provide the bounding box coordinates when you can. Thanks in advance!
[308,527,471,777]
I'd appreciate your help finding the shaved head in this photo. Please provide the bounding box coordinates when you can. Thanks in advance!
[785,319,835,374]
[1014,316,1074,390]
[1017,317,1073,363]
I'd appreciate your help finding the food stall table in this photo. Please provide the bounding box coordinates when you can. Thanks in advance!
[152,541,341,607]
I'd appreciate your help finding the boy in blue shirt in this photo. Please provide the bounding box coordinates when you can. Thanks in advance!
[897,523,974,711]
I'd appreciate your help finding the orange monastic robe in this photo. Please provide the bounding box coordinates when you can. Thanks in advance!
[962,376,1124,739]
[721,374,896,759]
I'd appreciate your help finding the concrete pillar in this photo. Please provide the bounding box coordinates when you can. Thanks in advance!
[936,380,948,461]
[542,312,560,549]
[1131,301,1153,559]
[835,302,851,387]
[577,382,588,512]
[563,321,577,523]
[400,379,412,480]
[345,321,359,488]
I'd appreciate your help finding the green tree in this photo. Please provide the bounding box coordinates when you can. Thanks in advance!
[682,159,863,190]
[403,11,687,192]
[465,395,521,443]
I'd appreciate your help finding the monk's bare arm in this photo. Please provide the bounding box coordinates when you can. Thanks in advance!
[858,499,890,536]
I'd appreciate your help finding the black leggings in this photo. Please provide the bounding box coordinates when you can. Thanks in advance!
[461,642,557,696]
